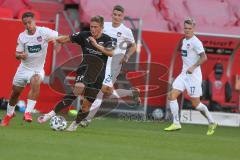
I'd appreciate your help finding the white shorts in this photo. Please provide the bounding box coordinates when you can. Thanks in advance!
[103,54,124,87]
[13,65,45,87]
[172,73,202,97]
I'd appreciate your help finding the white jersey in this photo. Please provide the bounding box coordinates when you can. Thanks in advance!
[102,22,135,87]
[181,35,205,79]
[16,26,58,72]
[103,22,135,55]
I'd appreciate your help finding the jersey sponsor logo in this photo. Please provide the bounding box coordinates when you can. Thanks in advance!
[86,47,103,55]
[37,36,42,42]
[28,45,42,53]
[181,50,187,57]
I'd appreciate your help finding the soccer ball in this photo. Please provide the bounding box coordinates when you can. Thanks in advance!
[49,116,67,131]
[152,108,164,120]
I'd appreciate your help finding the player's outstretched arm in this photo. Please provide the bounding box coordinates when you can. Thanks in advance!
[120,42,137,64]
[55,35,71,44]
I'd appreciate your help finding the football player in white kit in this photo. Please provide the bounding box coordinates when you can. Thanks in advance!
[164,18,217,135]
[1,12,58,126]
[80,5,139,127]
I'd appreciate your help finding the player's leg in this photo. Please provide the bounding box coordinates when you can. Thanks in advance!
[186,75,217,135]
[1,85,25,126]
[164,74,184,131]
[190,97,216,135]
[82,90,104,127]
[37,82,84,123]
[164,89,182,131]
[111,88,141,106]
[24,74,42,122]
[1,66,27,126]
[38,67,85,123]
[67,98,92,131]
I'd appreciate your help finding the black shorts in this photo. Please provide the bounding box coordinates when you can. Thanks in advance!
[75,64,106,102]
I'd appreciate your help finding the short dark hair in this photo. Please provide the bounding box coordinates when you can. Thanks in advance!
[22,12,35,20]
[90,15,104,27]
[113,5,124,13]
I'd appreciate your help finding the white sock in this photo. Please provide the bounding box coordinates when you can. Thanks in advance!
[196,103,214,124]
[46,110,56,117]
[7,103,16,116]
[86,91,103,121]
[111,89,133,98]
[25,99,37,113]
[169,100,180,125]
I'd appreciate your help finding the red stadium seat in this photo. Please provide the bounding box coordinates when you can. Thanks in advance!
[79,0,172,32]
[184,0,237,27]
[0,0,30,17]
[155,0,189,31]
[17,8,41,20]
[207,63,232,104]
[0,7,13,18]
[226,0,240,25]
[64,0,79,4]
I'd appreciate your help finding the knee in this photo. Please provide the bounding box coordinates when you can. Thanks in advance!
[101,86,113,96]
[73,83,85,96]
[168,92,176,101]
[191,99,200,108]
[31,75,42,86]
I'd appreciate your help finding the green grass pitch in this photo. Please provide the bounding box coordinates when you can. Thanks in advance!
[0,112,240,160]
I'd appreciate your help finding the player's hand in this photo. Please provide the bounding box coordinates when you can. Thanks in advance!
[186,66,195,74]
[120,54,130,64]
[88,36,98,47]
[16,52,28,60]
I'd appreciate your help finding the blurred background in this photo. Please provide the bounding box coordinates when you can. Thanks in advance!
[0,0,240,127]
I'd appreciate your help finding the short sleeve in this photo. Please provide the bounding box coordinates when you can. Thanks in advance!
[193,39,205,54]
[104,37,116,50]
[70,32,85,46]
[125,28,135,44]
[16,35,24,52]
[42,27,58,41]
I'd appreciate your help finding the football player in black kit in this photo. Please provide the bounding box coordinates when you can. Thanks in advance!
[38,16,114,131]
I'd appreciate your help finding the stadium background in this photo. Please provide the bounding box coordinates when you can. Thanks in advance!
[0,1,240,160]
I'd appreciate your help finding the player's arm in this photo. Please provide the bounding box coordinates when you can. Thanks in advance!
[187,52,207,74]
[16,36,27,60]
[55,35,71,44]
[88,37,113,57]
[121,42,137,64]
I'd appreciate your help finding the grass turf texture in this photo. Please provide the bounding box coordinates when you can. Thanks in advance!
[0,112,240,160]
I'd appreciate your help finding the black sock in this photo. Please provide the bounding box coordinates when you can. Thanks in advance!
[54,94,77,113]
[76,110,89,124]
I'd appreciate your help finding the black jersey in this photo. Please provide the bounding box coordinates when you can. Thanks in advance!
[70,31,114,66]
[70,31,114,90]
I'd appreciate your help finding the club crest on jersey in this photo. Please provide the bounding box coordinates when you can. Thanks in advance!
[98,42,104,46]
[117,32,122,37]
[37,36,42,42]
[186,43,190,49]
